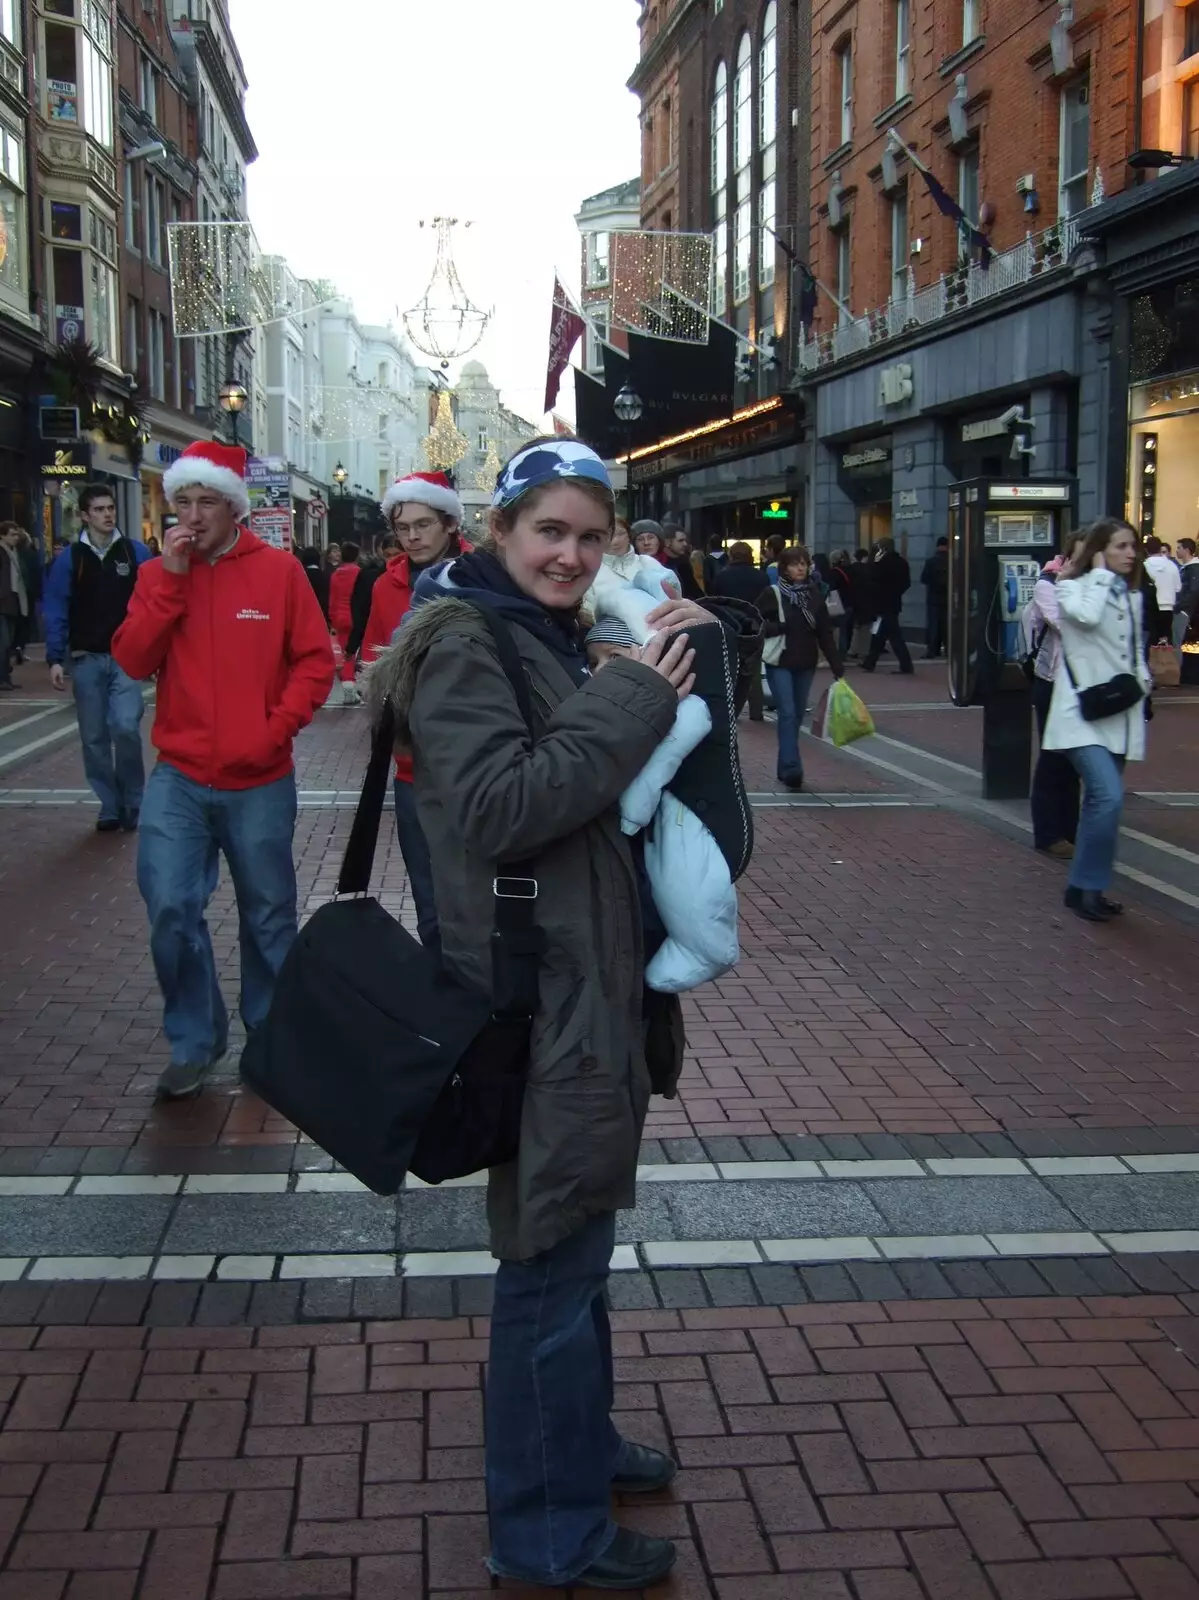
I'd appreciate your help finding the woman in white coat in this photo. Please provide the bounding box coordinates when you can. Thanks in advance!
[1043,517,1153,923]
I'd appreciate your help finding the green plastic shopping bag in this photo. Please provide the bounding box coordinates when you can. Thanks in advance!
[813,678,876,747]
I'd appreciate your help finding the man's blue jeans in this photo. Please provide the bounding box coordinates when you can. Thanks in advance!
[1064,745,1126,892]
[765,664,815,783]
[393,778,439,955]
[137,763,298,1067]
[486,1211,626,1584]
[72,652,145,821]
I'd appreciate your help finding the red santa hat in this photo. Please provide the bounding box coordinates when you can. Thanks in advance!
[162,441,250,519]
[380,470,462,524]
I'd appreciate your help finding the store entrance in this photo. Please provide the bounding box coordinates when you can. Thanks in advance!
[857,502,892,549]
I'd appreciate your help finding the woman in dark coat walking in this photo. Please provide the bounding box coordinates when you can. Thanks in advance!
[860,537,914,674]
[757,545,843,790]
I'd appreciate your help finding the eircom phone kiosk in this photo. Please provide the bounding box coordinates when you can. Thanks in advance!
[947,478,1074,799]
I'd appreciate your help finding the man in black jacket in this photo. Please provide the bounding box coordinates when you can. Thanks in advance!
[345,532,399,661]
[861,537,914,674]
[662,523,702,600]
[921,536,949,658]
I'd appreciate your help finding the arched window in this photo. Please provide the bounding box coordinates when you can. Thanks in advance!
[758,2,777,290]
[710,61,728,312]
[733,34,753,303]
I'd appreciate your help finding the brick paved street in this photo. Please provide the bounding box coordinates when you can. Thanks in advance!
[2,663,1199,1594]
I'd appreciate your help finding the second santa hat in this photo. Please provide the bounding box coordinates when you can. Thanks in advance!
[163,441,251,519]
[380,470,462,524]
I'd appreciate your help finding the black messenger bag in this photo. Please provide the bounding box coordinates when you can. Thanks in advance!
[245,604,545,1195]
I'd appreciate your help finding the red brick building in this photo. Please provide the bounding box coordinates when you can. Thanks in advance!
[115,0,208,542]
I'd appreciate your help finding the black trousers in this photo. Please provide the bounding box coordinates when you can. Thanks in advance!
[1030,676,1080,850]
[864,614,913,673]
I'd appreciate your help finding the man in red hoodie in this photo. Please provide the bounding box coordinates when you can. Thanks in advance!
[113,441,334,1098]
[361,471,461,951]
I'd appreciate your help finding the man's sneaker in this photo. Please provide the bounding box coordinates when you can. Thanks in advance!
[155,1060,212,1099]
[341,683,362,706]
[120,810,139,832]
[96,817,121,833]
[575,1527,676,1589]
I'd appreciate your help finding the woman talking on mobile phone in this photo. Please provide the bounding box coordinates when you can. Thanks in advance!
[1042,517,1153,923]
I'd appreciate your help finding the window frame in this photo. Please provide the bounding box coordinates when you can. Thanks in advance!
[147,305,165,400]
[710,59,729,312]
[0,0,20,50]
[0,117,26,309]
[890,187,909,302]
[836,40,853,146]
[733,32,752,178]
[836,225,851,326]
[963,0,981,46]
[895,0,911,100]
[1058,74,1091,219]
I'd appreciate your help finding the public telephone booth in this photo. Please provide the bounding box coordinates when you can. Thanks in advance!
[947,478,1075,797]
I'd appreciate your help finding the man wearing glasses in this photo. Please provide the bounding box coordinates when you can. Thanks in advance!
[360,471,462,952]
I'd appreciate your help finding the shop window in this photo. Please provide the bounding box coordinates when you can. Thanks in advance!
[895,0,911,100]
[1184,78,1199,159]
[51,200,81,240]
[45,22,78,123]
[0,121,26,305]
[52,246,85,343]
[1058,75,1090,218]
[890,188,909,303]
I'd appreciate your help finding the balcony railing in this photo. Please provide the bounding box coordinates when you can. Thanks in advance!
[798,213,1088,374]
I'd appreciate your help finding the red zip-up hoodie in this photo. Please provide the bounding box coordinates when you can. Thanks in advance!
[328,562,357,636]
[112,530,335,791]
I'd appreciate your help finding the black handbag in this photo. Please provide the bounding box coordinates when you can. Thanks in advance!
[245,603,545,1195]
[1063,658,1144,723]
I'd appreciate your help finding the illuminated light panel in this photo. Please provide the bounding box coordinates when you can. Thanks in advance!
[619,396,784,463]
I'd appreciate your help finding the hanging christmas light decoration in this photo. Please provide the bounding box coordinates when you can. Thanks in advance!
[402,218,490,368]
[609,230,714,344]
[167,223,336,336]
[422,390,470,472]
[473,438,502,494]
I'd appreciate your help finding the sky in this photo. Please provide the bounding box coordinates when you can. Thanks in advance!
[229,0,643,425]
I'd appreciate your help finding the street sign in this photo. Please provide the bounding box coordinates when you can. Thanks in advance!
[309,498,327,521]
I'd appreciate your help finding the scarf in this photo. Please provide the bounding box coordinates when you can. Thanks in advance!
[447,548,589,686]
[779,576,818,630]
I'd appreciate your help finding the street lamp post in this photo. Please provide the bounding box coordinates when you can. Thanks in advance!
[332,462,348,497]
[613,384,643,520]
[218,381,248,447]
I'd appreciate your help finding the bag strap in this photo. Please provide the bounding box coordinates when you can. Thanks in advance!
[336,597,539,899]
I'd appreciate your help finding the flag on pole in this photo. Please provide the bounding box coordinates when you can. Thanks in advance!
[544,279,585,414]
[797,263,819,329]
[888,132,992,269]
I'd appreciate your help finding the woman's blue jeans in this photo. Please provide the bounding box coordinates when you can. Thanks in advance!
[1064,745,1126,892]
[765,664,815,782]
[485,1211,624,1584]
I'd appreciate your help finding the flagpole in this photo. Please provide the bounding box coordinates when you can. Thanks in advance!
[886,128,987,236]
[759,221,850,321]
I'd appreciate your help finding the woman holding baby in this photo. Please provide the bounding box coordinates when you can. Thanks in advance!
[372,437,716,1591]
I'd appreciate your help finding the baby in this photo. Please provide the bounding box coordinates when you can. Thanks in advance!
[584,616,739,995]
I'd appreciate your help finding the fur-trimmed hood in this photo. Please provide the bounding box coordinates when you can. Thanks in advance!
[366,594,483,747]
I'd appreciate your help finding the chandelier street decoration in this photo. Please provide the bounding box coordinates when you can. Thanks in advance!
[402,218,490,368]
[608,230,714,344]
[422,390,470,472]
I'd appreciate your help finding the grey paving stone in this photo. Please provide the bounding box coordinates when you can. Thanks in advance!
[902,1136,949,1159]
[1160,1128,1199,1153]
[292,1148,335,1172]
[939,1135,985,1157]
[783,1136,830,1161]
[37,1284,100,1324]
[845,1261,906,1300]
[606,1272,660,1311]
[1008,1132,1066,1157]
[144,1283,202,1327]
[663,1138,706,1164]
[664,1180,884,1241]
[397,1190,486,1252]
[405,1278,454,1319]
[861,1135,914,1160]
[1073,1257,1139,1295]
[702,1268,757,1306]
[1158,1254,1199,1291]
[302,1279,354,1321]
[1048,1173,1199,1232]
[1115,1256,1191,1294]
[653,1270,709,1309]
[0,1150,44,1176]
[248,1282,302,1325]
[195,1282,252,1326]
[165,1194,395,1255]
[892,1261,956,1300]
[823,1136,869,1159]
[749,1264,806,1305]
[985,1260,1052,1297]
[33,1149,85,1176]
[351,1279,407,1321]
[0,1285,48,1325]
[1034,1259,1103,1297]
[456,1278,495,1318]
[742,1136,789,1161]
[940,1261,1005,1298]
[90,1284,152,1325]
[618,1192,678,1244]
[0,1197,174,1257]
[863,1177,1075,1235]
[800,1264,858,1302]
[79,1149,126,1176]
[638,1140,666,1165]
[976,1134,1021,1158]
[701,1137,748,1162]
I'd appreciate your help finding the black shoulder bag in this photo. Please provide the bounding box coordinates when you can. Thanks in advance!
[246,602,545,1195]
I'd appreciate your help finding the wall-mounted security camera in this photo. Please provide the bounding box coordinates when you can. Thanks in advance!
[1000,404,1031,428]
